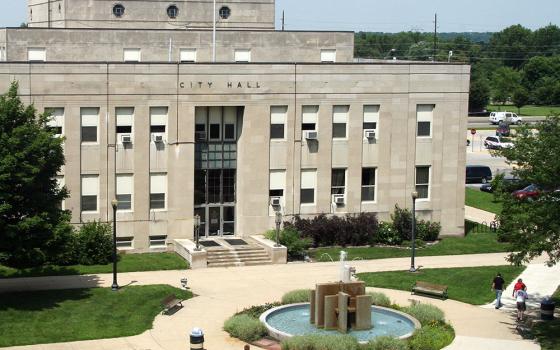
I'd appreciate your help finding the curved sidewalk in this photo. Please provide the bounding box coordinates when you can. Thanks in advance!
[0,253,544,350]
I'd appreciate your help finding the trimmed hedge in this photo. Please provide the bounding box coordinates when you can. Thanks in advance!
[408,322,455,350]
[223,314,268,342]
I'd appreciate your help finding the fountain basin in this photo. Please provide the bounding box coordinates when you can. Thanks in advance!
[260,303,421,343]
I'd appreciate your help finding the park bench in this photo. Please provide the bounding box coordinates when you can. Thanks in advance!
[161,294,183,315]
[411,281,448,300]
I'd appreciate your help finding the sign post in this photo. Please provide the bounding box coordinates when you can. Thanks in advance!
[470,129,476,152]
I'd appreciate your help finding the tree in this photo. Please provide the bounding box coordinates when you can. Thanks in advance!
[487,25,533,69]
[469,75,491,112]
[0,82,69,268]
[496,116,560,266]
[512,87,529,114]
[491,67,522,105]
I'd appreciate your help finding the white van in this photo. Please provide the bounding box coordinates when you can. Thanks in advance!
[489,111,522,125]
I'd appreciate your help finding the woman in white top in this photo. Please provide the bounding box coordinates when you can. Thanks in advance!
[515,287,529,321]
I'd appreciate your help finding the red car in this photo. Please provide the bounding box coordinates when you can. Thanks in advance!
[513,184,541,201]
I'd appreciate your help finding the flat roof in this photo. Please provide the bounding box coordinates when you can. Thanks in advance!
[2,27,355,34]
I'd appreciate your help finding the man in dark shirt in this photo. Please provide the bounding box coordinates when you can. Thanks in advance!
[492,273,506,309]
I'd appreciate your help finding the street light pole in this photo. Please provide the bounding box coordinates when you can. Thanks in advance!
[274,211,282,247]
[111,199,119,290]
[194,214,201,251]
[409,191,418,273]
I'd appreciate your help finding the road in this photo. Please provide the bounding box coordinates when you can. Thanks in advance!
[466,129,512,189]
[467,116,545,129]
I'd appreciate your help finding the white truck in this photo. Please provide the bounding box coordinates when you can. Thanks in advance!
[489,111,522,125]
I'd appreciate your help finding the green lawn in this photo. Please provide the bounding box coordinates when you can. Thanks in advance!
[0,285,193,347]
[531,286,560,350]
[465,187,503,214]
[0,252,188,279]
[357,265,525,305]
[488,104,560,117]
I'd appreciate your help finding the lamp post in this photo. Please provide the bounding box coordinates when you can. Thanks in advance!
[274,211,282,247]
[194,214,201,251]
[409,191,418,273]
[111,199,119,291]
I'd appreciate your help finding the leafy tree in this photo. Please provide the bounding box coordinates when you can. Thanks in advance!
[512,87,530,114]
[491,67,522,105]
[487,25,533,69]
[496,116,560,266]
[469,75,491,112]
[0,82,69,268]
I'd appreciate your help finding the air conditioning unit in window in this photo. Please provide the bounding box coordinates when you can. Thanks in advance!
[270,196,282,207]
[365,130,376,139]
[121,134,132,143]
[152,134,164,143]
[332,194,345,205]
[304,131,318,140]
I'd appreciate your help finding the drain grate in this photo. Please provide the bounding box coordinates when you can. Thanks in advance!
[199,240,222,247]
[224,239,248,246]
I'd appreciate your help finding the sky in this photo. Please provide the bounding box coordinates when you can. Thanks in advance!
[0,0,558,33]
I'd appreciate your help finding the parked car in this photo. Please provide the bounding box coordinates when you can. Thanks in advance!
[484,136,513,150]
[466,165,493,184]
[513,184,541,201]
[480,175,528,193]
[489,111,522,125]
[496,123,511,137]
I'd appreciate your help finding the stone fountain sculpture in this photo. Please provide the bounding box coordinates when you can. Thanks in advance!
[309,251,372,333]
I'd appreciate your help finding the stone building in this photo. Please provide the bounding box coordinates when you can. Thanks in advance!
[0,0,469,253]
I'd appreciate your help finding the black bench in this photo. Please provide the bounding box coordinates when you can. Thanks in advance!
[411,281,448,300]
[161,294,183,315]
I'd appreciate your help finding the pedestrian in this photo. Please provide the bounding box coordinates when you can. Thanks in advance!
[515,287,528,321]
[512,278,526,297]
[492,272,505,309]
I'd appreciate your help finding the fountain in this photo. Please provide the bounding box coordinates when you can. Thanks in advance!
[260,251,421,342]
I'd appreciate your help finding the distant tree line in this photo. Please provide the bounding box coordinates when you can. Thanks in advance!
[355,24,560,111]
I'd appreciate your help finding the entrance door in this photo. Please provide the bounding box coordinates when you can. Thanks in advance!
[208,206,221,236]
[204,206,235,237]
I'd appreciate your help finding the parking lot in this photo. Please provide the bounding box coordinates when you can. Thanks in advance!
[466,129,513,188]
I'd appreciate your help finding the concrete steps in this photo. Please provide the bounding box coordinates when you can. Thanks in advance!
[206,245,272,268]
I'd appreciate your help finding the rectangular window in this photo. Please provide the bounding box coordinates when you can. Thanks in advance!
[302,105,319,133]
[150,107,168,140]
[300,169,316,204]
[361,168,377,202]
[81,107,99,143]
[149,235,167,248]
[332,105,349,139]
[331,169,346,195]
[195,107,207,141]
[116,237,134,249]
[123,48,141,62]
[81,175,98,212]
[363,105,380,137]
[116,174,133,211]
[150,173,167,209]
[415,166,430,199]
[270,106,287,140]
[28,47,46,61]
[45,107,64,136]
[223,106,237,140]
[116,107,134,143]
[209,106,221,140]
[321,49,336,63]
[417,104,434,137]
[180,48,197,62]
[269,169,286,198]
[234,49,251,62]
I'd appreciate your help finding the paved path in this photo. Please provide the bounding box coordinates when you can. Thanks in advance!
[0,253,546,350]
[465,205,496,224]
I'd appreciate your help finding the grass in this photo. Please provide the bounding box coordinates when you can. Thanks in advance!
[0,252,189,279]
[0,285,193,347]
[357,265,525,305]
[488,104,560,117]
[465,187,503,214]
[531,286,560,350]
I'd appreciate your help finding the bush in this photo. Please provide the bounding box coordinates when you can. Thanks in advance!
[408,322,455,350]
[235,302,282,319]
[416,220,441,241]
[364,336,409,350]
[391,205,413,241]
[223,314,268,342]
[44,217,79,266]
[281,334,360,350]
[265,227,312,260]
[282,289,311,304]
[402,303,445,326]
[377,222,402,245]
[367,291,391,307]
[77,221,113,265]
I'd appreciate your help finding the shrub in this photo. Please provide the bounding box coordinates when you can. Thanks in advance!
[367,291,391,307]
[408,322,455,350]
[281,334,360,350]
[391,205,413,241]
[416,220,441,241]
[402,303,445,326]
[45,218,79,266]
[364,336,409,350]
[223,314,268,342]
[77,221,113,265]
[377,222,402,245]
[282,289,311,304]
[235,302,282,319]
[265,227,312,260]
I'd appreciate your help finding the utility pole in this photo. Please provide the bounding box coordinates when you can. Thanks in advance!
[433,13,438,62]
[282,11,285,31]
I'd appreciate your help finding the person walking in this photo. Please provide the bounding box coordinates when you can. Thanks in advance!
[492,272,505,309]
[515,287,529,321]
[513,278,527,297]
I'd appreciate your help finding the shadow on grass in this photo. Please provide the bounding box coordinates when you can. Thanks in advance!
[0,274,102,296]
[0,288,94,312]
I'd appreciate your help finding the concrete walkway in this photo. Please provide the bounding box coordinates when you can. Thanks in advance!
[0,253,546,350]
[465,205,496,224]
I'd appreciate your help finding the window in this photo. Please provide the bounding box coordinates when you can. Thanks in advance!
[113,4,125,17]
[270,106,287,140]
[269,170,286,198]
[219,6,231,19]
[195,107,206,141]
[300,169,316,204]
[116,174,133,211]
[361,168,376,202]
[28,47,46,62]
[209,106,221,140]
[116,237,133,249]
[416,166,430,199]
[302,105,318,132]
[234,49,251,63]
[45,108,64,136]
[321,49,336,63]
[124,48,141,62]
[223,106,236,141]
[331,169,346,195]
[332,105,349,139]
[417,104,434,137]
[363,105,379,137]
[81,107,99,143]
[180,48,197,62]
[81,175,98,212]
[167,5,179,18]
[150,107,168,140]
[150,173,167,209]
[116,107,134,144]
[149,235,167,248]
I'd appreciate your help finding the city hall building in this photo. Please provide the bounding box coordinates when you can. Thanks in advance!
[0,0,469,253]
